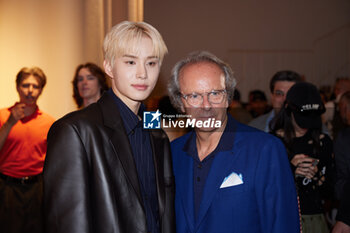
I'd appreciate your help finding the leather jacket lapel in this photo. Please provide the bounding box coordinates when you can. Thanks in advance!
[98,93,143,204]
[149,131,165,217]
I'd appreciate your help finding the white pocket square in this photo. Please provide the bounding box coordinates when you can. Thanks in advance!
[220,172,243,188]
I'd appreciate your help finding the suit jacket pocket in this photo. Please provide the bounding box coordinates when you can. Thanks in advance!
[219,183,247,196]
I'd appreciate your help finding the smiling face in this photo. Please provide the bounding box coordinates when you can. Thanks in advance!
[17,75,42,106]
[179,61,228,132]
[77,67,101,102]
[104,36,160,110]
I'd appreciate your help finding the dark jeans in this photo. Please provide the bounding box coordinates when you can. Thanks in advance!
[0,174,44,233]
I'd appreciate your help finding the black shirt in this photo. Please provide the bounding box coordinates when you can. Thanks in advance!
[288,131,333,215]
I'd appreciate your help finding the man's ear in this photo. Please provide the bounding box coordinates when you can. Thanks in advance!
[180,106,185,113]
[103,60,114,78]
[180,103,185,113]
[224,98,229,109]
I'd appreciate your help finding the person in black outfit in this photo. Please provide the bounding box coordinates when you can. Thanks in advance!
[332,91,350,233]
[271,82,334,233]
[43,21,175,233]
[334,91,350,200]
[332,180,350,233]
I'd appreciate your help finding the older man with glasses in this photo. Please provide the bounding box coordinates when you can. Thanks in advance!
[168,51,300,233]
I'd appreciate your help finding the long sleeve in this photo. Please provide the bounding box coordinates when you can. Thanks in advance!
[255,137,300,233]
[334,129,350,200]
[43,120,92,233]
[336,180,350,226]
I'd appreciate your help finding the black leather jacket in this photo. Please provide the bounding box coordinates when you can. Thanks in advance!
[43,93,175,233]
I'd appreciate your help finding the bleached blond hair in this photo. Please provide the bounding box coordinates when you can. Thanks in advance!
[103,21,168,67]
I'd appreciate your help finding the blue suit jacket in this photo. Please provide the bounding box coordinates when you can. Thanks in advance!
[171,116,300,233]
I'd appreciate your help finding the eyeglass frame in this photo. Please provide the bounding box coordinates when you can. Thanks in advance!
[273,90,287,98]
[180,89,227,107]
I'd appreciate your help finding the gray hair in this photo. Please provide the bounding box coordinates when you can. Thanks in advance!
[168,51,236,111]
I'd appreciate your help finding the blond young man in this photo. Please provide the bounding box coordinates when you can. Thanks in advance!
[44,21,175,233]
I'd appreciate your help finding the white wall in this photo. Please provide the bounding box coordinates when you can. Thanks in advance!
[145,0,350,102]
[0,0,85,118]
[0,0,123,119]
[1,0,348,118]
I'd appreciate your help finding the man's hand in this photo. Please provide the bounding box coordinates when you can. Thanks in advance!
[291,154,318,179]
[8,103,27,126]
[0,103,29,151]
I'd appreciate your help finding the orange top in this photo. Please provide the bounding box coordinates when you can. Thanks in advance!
[0,105,55,178]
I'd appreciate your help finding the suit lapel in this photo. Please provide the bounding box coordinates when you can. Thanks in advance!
[196,117,239,228]
[195,150,237,227]
[98,93,143,204]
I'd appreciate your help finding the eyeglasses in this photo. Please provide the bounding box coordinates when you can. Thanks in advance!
[273,90,286,98]
[181,89,227,107]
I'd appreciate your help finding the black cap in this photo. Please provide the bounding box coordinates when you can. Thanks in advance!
[286,82,325,129]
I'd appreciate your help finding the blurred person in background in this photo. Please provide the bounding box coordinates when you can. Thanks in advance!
[249,70,302,132]
[246,89,271,118]
[334,91,350,200]
[332,180,350,233]
[0,67,55,233]
[323,77,350,139]
[332,91,350,233]
[72,62,109,109]
[271,82,333,233]
[228,89,252,124]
